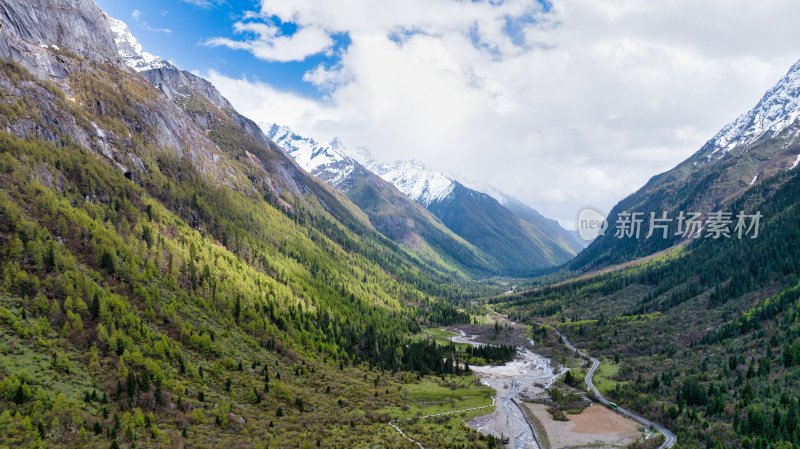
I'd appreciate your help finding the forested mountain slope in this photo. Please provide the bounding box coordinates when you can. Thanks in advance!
[271,126,579,276]
[497,165,800,448]
[267,125,497,276]
[426,181,577,275]
[0,1,503,447]
[570,58,800,271]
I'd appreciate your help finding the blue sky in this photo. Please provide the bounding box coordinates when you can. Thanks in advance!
[95,0,800,227]
[95,0,341,99]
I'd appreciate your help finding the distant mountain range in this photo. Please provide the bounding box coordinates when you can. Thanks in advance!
[107,13,583,276]
[268,125,583,276]
[264,125,495,275]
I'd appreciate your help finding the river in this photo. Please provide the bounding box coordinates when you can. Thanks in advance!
[453,332,561,449]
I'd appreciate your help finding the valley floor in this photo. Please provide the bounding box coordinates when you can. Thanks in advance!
[437,309,670,449]
[466,348,557,449]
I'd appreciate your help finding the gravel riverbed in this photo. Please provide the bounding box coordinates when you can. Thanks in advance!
[453,333,561,449]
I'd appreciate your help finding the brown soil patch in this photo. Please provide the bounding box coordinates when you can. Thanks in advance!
[525,403,644,449]
[569,404,640,435]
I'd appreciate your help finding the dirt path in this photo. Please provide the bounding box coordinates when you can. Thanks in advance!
[450,329,486,346]
[389,421,424,449]
[388,397,497,448]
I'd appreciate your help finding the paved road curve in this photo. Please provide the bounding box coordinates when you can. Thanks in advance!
[545,325,677,448]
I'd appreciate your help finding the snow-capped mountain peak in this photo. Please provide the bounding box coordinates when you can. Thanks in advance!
[105,15,171,72]
[269,125,457,205]
[266,124,356,188]
[348,147,455,206]
[345,145,380,168]
[371,159,455,206]
[708,58,800,155]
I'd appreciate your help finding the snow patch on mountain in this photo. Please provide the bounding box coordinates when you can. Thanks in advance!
[708,59,800,155]
[456,176,513,206]
[376,160,455,206]
[348,147,455,206]
[105,15,170,72]
[791,154,800,170]
[268,126,512,208]
[266,125,356,188]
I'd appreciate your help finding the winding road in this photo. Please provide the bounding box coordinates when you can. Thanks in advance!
[546,325,677,448]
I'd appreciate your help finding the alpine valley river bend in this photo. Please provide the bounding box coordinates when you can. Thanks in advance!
[445,314,675,449]
[451,325,563,449]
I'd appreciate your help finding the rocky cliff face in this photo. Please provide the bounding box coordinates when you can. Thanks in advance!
[0,0,335,202]
[0,0,244,191]
[0,0,124,79]
[138,65,341,204]
[142,67,234,112]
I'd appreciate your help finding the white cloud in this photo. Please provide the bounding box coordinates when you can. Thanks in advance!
[144,24,172,34]
[130,9,171,34]
[205,22,333,62]
[205,71,331,128]
[180,0,224,8]
[206,0,800,227]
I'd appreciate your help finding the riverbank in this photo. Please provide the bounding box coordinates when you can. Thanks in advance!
[466,348,558,449]
[445,318,562,449]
